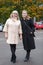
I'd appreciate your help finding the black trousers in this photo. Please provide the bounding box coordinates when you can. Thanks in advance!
[27,50,31,54]
[10,44,16,60]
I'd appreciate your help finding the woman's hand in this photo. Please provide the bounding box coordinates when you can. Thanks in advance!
[30,32,33,34]
[19,34,22,40]
[5,32,8,39]
[5,37,8,39]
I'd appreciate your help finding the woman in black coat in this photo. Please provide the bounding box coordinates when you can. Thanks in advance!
[21,10,35,62]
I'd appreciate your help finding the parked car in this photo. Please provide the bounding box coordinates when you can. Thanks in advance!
[34,22,43,29]
[0,23,4,32]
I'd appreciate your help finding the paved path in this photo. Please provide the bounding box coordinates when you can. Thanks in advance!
[0,30,43,65]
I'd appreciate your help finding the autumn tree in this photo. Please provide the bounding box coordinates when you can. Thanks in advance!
[0,0,43,23]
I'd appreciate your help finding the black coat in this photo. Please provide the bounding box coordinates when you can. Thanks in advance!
[21,18,35,50]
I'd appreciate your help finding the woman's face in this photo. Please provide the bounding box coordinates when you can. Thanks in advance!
[12,13,18,19]
[22,11,27,18]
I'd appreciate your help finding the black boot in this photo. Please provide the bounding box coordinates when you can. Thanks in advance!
[11,54,16,63]
[24,50,30,62]
[24,54,29,62]
[12,55,16,63]
[12,59,16,63]
[11,55,13,62]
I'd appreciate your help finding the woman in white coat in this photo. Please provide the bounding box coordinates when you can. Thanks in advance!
[3,10,22,63]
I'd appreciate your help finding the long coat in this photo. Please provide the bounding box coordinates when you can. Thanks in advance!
[3,18,22,44]
[21,18,35,50]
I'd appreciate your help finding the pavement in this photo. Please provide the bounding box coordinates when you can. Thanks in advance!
[0,30,43,65]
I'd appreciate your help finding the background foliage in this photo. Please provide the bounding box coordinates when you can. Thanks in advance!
[0,0,43,24]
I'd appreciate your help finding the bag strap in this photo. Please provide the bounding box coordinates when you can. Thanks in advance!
[23,20,33,32]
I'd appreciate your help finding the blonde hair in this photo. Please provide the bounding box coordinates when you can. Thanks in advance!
[22,10,31,20]
[10,10,20,20]
[22,10,27,14]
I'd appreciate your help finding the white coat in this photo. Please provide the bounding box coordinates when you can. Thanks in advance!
[3,18,22,44]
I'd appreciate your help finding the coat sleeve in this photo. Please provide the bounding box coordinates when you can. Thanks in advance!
[30,18,35,32]
[18,21,22,34]
[3,19,8,32]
